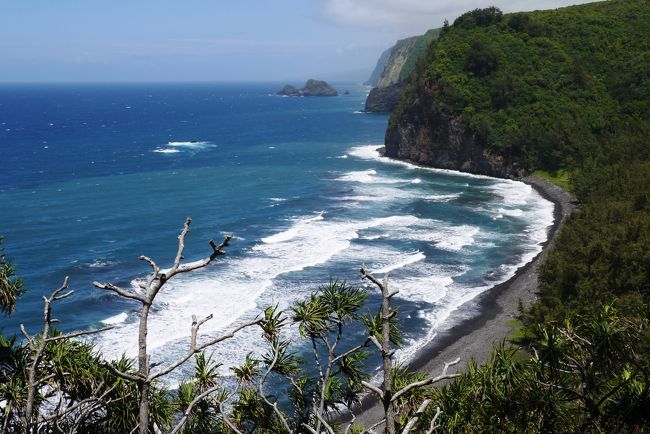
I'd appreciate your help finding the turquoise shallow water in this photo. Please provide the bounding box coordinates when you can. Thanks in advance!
[0,82,553,380]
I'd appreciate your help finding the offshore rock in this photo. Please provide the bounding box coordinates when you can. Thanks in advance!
[277,79,338,97]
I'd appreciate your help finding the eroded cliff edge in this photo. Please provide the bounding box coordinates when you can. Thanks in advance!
[384,113,525,178]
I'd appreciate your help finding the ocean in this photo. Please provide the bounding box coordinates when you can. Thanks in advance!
[0,82,553,382]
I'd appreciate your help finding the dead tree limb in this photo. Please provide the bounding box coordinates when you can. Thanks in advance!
[20,277,112,431]
[360,266,461,434]
[93,218,260,434]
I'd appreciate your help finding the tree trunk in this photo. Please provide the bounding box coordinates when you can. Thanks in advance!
[381,279,395,434]
[138,303,151,434]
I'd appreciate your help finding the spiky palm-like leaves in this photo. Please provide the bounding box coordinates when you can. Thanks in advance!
[0,237,24,315]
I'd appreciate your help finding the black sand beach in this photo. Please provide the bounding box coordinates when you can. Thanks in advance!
[350,175,576,427]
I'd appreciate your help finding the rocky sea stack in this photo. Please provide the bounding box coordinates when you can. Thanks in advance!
[277,79,337,97]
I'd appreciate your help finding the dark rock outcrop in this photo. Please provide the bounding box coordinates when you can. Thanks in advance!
[364,84,404,112]
[384,113,525,178]
[277,79,337,97]
[278,84,301,96]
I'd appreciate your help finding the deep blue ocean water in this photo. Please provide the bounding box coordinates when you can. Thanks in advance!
[0,82,553,381]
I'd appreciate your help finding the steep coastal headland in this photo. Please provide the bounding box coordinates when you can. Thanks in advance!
[364,30,438,112]
[354,1,650,431]
[384,2,650,177]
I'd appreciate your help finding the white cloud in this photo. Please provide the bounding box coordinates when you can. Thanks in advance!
[322,0,595,33]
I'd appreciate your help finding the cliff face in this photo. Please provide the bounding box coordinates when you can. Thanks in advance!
[363,39,415,113]
[376,37,419,88]
[385,2,650,179]
[365,30,438,113]
[364,47,391,87]
[385,113,525,178]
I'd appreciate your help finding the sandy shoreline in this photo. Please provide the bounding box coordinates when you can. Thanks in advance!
[349,175,576,426]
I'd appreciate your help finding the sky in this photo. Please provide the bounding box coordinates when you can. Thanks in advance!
[1,0,594,83]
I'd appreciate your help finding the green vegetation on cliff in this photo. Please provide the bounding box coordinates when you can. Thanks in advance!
[391,0,650,172]
[387,2,650,431]
[397,28,440,83]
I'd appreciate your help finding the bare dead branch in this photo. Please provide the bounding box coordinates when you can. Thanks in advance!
[172,217,192,272]
[343,412,357,434]
[102,362,144,383]
[149,317,261,381]
[362,418,386,434]
[302,424,318,434]
[169,384,223,434]
[45,325,114,343]
[368,335,382,352]
[50,276,70,300]
[391,358,461,402]
[401,399,431,434]
[425,406,443,434]
[258,339,293,433]
[42,382,117,423]
[331,340,369,364]
[314,410,336,434]
[359,265,383,288]
[361,381,384,398]
[19,324,34,349]
[93,281,147,303]
[52,289,74,301]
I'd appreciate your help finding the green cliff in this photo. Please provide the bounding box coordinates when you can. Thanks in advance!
[385,3,650,431]
[386,1,650,176]
[364,29,439,112]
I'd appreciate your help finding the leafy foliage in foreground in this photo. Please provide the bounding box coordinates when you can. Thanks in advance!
[0,237,24,316]
[435,305,650,432]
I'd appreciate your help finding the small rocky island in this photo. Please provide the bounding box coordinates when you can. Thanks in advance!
[277,79,338,97]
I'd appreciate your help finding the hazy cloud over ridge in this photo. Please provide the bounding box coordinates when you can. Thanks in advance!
[323,0,595,32]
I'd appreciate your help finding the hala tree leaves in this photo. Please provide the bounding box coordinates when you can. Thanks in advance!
[0,237,24,316]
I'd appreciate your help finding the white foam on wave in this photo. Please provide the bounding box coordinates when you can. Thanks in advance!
[493,208,524,219]
[411,178,422,184]
[95,212,424,363]
[101,312,128,325]
[262,212,325,244]
[167,141,214,149]
[95,143,555,382]
[153,141,216,154]
[337,169,403,184]
[89,259,114,268]
[373,251,425,274]
[377,218,481,252]
[490,180,533,206]
[422,193,461,202]
[337,187,460,205]
[347,145,493,180]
